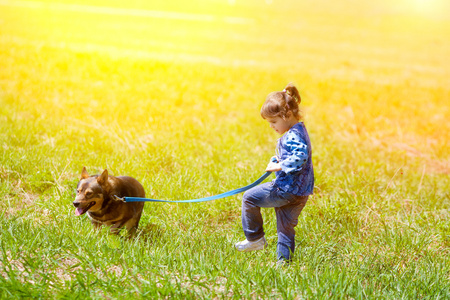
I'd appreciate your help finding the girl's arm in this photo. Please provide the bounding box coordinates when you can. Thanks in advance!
[279,131,309,173]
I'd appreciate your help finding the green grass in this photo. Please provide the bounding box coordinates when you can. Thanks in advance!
[1,0,449,298]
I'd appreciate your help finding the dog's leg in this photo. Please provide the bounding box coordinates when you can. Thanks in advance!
[110,222,123,235]
[127,225,137,237]
[126,207,143,237]
[90,219,102,230]
[121,218,139,237]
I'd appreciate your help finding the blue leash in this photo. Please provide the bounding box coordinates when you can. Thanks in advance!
[120,171,273,203]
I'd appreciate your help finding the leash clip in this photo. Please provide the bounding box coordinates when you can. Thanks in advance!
[112,195,126,203]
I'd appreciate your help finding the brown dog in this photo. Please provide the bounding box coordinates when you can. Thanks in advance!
[73,167,145,235]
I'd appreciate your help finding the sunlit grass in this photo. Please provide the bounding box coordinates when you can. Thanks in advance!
[0,0,449,298]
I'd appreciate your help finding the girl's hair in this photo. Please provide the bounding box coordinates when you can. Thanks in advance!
[260,83,302,120]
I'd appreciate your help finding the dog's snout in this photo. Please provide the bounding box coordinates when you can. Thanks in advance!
[73,202,80,208]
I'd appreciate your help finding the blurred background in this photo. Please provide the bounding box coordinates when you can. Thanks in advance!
[0,0,449,192]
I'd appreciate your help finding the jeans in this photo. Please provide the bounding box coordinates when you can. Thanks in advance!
[241,181,308,261]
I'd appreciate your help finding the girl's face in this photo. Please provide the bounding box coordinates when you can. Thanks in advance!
[266,116,294,134]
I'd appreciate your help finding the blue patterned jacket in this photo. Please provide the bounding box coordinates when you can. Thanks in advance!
[274,122,314,196]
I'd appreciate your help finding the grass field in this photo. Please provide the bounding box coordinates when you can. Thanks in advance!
[1,0,449,298]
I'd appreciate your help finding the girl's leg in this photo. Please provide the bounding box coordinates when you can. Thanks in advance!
[241,182,291,241]
[275,196,308,261]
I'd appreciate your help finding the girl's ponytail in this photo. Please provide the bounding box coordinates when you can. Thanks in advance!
[284,83,301,105]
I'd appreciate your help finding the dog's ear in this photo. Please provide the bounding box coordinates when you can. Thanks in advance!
[81,166,89,179]
[97,169,109,185]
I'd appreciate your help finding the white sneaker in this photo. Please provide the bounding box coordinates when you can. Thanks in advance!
[235,236,268,252]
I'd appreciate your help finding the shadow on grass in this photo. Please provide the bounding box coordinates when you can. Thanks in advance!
[137,223,167,244]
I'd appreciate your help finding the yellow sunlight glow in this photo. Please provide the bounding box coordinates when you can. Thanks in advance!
[409,0,450,18]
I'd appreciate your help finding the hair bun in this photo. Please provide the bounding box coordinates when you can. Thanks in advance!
[284,83,301,104]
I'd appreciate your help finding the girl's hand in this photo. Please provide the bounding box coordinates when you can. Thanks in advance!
[266,157,282,172]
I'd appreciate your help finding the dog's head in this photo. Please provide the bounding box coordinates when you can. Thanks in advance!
[73,167,111,216]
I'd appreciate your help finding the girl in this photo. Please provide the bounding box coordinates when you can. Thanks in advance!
[235,83,314,264]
